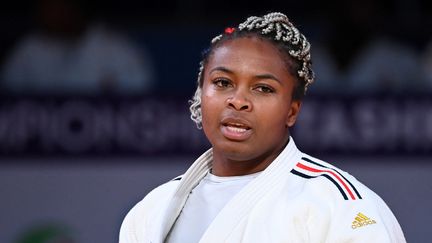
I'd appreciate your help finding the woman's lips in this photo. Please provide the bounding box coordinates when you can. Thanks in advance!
[220,120,253,141]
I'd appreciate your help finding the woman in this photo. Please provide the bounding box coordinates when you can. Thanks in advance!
[120,12,406,243]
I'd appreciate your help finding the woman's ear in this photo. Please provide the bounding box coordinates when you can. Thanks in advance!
[286,100,302,127]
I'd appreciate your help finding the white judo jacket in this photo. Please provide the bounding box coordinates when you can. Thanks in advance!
[119,138,406,243]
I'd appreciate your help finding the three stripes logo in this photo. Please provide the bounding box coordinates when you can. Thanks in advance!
[290,157,362,200]
[351,212,377,229]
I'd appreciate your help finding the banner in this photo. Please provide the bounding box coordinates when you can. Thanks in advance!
[0,95,431,158]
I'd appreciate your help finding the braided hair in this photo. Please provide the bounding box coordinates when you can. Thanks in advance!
[190,12,315,128]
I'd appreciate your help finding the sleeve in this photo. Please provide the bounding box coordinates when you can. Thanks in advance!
[118,180,180,243]
[326,187,406,243]
[119,200,144,243]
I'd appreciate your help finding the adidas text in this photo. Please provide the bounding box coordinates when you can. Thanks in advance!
[351,213,377,229]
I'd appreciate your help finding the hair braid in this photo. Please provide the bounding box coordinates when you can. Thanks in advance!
[189,61,204,128]
[189,12,315,128]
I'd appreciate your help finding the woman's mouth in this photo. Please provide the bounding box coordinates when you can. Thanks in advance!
[220,120,253,141]
[226,125,249,133]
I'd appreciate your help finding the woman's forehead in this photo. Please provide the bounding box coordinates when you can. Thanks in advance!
[206,37,292,75]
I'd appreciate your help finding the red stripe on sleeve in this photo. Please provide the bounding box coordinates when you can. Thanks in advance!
[296,162,356,200]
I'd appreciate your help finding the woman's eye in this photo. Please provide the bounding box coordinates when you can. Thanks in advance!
[213,79,232,88]
[255,85,275,93]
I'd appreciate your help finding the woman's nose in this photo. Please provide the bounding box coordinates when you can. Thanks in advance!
[226,88,252,111]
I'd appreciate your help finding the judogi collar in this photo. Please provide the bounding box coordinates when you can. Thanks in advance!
[151,137,301,243]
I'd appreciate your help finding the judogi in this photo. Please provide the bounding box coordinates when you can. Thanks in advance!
[119,138,406,243]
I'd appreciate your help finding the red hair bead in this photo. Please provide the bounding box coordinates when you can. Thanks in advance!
[224,27,235,34]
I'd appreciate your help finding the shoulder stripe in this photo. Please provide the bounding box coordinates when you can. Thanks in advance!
[290,169,314,179]
[291,168,349,200]
[297,162,356,199]
[321,174,349,200]
[302,157,362,199]
[290,157,362,200]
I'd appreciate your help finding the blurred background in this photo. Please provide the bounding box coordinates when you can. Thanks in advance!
[0,0,431,242]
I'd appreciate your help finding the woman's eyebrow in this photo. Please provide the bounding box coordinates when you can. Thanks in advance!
[209,66,233,74]
[210,66,281,83]
[255,74,281,84]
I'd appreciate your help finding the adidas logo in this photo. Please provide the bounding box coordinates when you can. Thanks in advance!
[351,212,377,229]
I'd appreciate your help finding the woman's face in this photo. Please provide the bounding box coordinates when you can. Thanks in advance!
[201,37,301,176]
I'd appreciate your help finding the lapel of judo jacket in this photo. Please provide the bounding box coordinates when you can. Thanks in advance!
[151,138,300,243]
[151,149,214,243]
[199,138,300,242]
